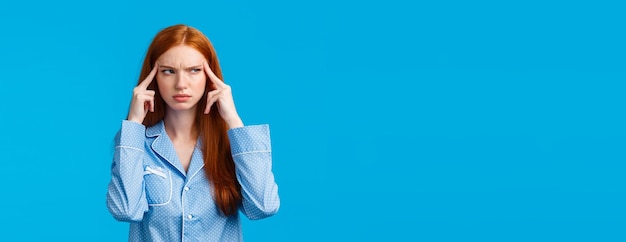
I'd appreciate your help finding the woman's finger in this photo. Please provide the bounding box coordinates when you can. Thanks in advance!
[147,96,155,112]
[145,93,155,110]
[138,92,155,111]
[204,89,222,114]
[205,96,220,114]
[150,100,154,112]
[203,61,225,88]
[139,63,159,89]
[143,90,156,97]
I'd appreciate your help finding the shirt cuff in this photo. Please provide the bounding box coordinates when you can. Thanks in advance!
[228,124,271,155]
[118,120,147,149]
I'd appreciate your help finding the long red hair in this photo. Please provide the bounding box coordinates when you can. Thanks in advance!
[137,24,241,216]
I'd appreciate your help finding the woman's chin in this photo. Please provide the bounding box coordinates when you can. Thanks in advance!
[165,103,199,112]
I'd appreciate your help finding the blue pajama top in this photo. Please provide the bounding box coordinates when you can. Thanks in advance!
[106,120,280,242]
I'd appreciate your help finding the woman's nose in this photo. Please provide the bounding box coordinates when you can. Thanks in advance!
[175,74,188,89]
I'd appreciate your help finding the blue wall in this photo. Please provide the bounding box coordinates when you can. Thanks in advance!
[0,0,624,241]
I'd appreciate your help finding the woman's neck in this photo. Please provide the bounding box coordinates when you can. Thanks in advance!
[163,108,198,142]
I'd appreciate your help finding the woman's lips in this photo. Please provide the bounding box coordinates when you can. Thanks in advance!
[173,94,191,102]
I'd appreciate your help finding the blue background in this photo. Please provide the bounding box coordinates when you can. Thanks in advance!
[1,0,625,241]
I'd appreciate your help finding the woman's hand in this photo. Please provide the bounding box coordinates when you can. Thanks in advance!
[203,61,244,129]
[127,64,158,124]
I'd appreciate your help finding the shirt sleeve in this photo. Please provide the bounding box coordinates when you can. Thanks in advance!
[106,120,149,222]
[228,124,280,220]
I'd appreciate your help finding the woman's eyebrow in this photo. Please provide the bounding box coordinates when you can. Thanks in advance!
[185,65,202,70]
[159,65,177,69]
[159,65,202,70]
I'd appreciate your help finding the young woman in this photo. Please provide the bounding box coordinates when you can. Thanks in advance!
[106,24,280,241]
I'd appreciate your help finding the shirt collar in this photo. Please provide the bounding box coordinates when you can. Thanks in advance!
[146,120,165,137]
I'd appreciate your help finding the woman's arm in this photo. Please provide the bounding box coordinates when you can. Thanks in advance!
[229,125,280,220]
[202,61,279,218]
[106,120,149,222]
[107,64,159,221]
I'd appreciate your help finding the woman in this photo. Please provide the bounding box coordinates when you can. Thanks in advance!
[106,24,280,241]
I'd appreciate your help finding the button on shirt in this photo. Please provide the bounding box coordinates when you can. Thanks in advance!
[106,120,280,242]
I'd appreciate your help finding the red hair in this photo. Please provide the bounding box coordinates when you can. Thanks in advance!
[138,24,241,216]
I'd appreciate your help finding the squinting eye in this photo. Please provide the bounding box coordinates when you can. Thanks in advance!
[162,69,175,74]
[191,68,202,73]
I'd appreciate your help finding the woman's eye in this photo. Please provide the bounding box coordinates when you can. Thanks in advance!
[162,69,175,74]
[191,68,201,73]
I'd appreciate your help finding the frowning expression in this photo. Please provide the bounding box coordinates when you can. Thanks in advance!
[156,45,207,112]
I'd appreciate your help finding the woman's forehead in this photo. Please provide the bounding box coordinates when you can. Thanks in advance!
[157,45,205,66]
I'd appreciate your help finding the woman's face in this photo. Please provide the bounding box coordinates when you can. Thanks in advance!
[156,45,207,112]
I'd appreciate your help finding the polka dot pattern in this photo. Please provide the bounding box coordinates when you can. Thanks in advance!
[106,120,280,241]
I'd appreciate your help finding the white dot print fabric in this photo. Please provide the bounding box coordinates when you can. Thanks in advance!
[106,120,279,242]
